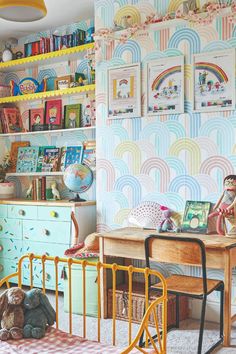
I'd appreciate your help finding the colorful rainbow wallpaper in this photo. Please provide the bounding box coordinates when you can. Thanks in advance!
[152,65,182,90]
[195,62,228,83]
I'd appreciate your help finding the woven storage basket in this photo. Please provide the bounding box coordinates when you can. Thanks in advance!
[108,282,188,327]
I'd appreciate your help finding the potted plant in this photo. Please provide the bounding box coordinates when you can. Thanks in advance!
[0,153,15,199]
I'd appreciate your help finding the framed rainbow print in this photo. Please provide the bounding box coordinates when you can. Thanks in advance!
[193,49,235,112]
[107,63,141,119]
[146,56,184,115]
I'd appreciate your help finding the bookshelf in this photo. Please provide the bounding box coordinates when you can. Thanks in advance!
[0,126,95,138]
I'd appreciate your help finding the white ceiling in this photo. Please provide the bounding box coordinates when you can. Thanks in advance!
[0,0,94,41]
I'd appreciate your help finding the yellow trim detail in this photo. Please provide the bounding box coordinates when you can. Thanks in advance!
[0,84,95,104]
[0,43,94,71]
[0,0,47,15]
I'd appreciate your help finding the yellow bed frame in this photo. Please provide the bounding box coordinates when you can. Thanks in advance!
[0,254,167,354]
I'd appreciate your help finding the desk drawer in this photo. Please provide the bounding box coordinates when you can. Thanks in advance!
[0,205,7,218]
[0,218,22,240]
[37,206,71,222]
[23,220,71,244]
[23,241,69,257]
[0,238,22,259]
[8,205,37,220]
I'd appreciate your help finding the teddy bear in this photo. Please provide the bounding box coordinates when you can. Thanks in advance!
[0,287,25,341]
[23,288,56,339]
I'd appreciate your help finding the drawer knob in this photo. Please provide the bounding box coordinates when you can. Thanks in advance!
[42,229,49,236]
[18,209,25,216]
[50,211,57,218]
[0,264,3,272]
[0,245,3,252]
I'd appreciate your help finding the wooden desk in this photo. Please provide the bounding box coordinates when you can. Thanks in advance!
[99,227,236,347]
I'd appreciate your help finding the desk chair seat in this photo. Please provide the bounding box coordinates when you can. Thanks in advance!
[143,235,224,354]
[152,274,223,297]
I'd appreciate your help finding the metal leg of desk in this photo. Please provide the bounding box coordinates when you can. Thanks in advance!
[99,237,107,319]
[224,249,232,346]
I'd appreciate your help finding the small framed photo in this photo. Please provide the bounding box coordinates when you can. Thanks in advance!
[108,63,141,119]
[64,104,82,129]
[29,108,45,131]
[193,48,235,112]
[146,56,184,115]
[55,75,71,90]
[45,99,62,129]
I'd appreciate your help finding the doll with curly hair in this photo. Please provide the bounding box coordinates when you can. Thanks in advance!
[208,174,236,235]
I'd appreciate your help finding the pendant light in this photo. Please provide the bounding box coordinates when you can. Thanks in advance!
[0,0,47,22]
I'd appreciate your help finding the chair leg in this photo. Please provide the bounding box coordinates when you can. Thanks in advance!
[176,294,180,329]
[220,285,224,339]
[197,295,207,354]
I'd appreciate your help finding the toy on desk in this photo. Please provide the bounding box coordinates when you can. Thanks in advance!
[10,78,46,96]
[208,174,236,236]
[0,287,25,341]
[51,182,60,200]
[23,288,56,339]
[156,206,180,233]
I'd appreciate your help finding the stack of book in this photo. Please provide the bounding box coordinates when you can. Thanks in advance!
[31,176,56,201]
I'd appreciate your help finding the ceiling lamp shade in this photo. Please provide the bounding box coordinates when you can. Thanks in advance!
[0,0,47,22]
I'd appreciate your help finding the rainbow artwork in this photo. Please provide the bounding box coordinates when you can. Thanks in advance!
[195,62,228,83]
[151,65,182,91]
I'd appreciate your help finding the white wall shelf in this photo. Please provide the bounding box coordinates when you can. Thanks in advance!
[6,171,65,177]
[0,126,95,138]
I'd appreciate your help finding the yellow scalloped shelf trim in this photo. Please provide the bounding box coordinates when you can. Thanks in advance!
[0,84,95,104]
[0,43,95,70]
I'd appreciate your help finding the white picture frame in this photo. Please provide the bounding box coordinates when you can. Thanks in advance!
[107,63,141,119]
[192,48,235,112]
[146,55,185,116]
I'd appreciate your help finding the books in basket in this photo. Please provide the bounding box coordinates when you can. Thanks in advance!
[16,146,39,173]
[41,147,60,172]
[64,145,83,169]
[181,200,211,234]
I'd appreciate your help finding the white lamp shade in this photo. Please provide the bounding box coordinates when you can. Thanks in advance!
[0,0,47,22]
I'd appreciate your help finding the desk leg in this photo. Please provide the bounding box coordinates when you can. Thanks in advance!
[224,249,232,346]
[99,237,107,319]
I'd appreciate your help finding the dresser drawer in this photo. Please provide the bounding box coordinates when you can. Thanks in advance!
[23,241,69,257]
[37,206,71,222]
[0,238,22,259]
[8,205,37,220]
[0,218,22,240]
[0,205,8,218]
[23,220,71,244]
[23,260,63,291]
[0,257,18,283]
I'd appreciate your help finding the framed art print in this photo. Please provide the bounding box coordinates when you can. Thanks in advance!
[146,56,184,115]
[45,99,62,129]
[108,63,141,119]
[193,48,235,112]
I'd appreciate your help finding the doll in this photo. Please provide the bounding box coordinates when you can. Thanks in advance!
[208,175,236,235]
[156,206,180,233]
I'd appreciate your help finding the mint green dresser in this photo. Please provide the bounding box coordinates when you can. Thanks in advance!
[0,200,96,290]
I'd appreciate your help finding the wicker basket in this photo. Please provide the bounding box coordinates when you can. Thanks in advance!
[108,282,188,327]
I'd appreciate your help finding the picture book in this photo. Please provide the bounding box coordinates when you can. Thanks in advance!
[36,146,56,172]
[82,140,96,172]
[181,200,212,234]
[64,104,82,129]
[45,176,56,200]
[60,146,67,172]
[9,141,30,172]
[16,146,39,173]
[3,107,23,133]
[29,108,45,132]
[45,99,62,130]
[64,145,83,169]
[41,147,60,172]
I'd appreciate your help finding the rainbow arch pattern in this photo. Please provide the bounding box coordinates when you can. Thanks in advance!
[152,65,182,90]
[195,62,228,83]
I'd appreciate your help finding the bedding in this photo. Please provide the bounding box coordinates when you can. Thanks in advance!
[0,327,155,354]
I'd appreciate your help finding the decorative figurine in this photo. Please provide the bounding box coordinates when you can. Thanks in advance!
[208,175,236,235]
[26,184,33,199]
[156,206,180,233]
[51,182,60,200]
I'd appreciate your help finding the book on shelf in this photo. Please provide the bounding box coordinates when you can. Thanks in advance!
[29,108,46,132]
[46,176,56,200]
[1,107,24,133]
[82,140,96,172]
[9,141,30,172]
[64,104,82,129]
[36,146,56,172]
[41,147,60,172]
[45,99,63,130]
[64,145,83,169]
[16,146,39,173]
[60,146,67,172]
[181,200,212,234]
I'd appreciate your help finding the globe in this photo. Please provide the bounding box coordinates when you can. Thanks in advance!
[63,163,93,202]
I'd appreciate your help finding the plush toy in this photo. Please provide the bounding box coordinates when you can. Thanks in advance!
[208,174,236,235]
[157,206,180,233]
[23,288,56,339]
[0,287,25,341]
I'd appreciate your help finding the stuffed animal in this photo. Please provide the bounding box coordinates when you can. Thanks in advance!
[23,288,56,339]
[157,206,180,233]
[0,287,25,341]
[51,182,60,200]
